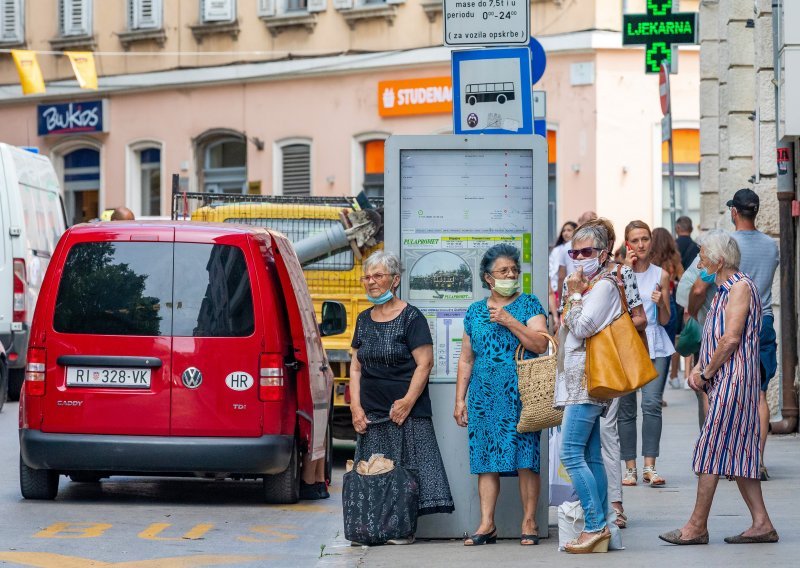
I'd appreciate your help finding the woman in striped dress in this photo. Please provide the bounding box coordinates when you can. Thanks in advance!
[660,231,778,546]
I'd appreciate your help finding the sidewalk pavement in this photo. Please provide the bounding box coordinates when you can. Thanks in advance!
[325,385,799,568]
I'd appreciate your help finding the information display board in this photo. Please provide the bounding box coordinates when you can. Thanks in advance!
[385,136,548,382]
[443,0,530,46]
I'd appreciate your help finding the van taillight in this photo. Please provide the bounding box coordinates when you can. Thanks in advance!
[13,258,25,323]
[25,347,46,397]
[259,353,285,402]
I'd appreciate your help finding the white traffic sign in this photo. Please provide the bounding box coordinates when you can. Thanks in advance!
[444,0,530,46]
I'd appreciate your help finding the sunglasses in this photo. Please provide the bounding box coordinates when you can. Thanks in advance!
[567,247,604,260]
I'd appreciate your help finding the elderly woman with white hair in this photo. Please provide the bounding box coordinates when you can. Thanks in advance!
[349,250,454,544]
[660,230,778,546]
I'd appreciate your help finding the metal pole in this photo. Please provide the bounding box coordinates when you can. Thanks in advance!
[668,124,677,231]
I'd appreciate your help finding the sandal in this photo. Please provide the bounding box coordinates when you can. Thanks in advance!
[520,533,539,545]
[643,466,666,486]
[612,507,627,529]
[760,465,770,481]
[622,467,637,486]
[463,527,497,546]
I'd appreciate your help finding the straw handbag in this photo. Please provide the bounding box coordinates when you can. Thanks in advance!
[516,332,562,433]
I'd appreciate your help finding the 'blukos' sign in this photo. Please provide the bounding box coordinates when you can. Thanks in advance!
[37,100,106,136]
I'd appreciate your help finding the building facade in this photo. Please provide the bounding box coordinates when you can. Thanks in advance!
[698,0,799,430]
[0,0,699,243]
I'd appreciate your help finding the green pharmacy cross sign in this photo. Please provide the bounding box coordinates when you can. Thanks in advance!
[623,0,699,74]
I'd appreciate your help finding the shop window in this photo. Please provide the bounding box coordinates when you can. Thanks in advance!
[547,129,558,246]
[59,0,91,36]
[63,147,100,225]
[202,0,236,22]
[128,0,162,30]
[202,137,246,194]
[363,140,384,199]
[0,0,24,44]
[661,129,700,230]
[281,143,311,196]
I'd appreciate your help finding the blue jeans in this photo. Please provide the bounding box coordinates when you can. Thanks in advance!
[618,356,670,460]
[560,403,608,533]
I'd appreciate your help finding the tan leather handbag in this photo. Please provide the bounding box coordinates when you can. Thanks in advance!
[585,278,658,399]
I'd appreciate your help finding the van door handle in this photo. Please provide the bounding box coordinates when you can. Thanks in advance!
[285,360,302,371]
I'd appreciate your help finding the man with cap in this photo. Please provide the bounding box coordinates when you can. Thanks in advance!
[694,189,778,480]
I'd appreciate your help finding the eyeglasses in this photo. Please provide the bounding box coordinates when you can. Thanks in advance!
[567,247,604,260]
[491,267,520,277]
[360,273,393,283]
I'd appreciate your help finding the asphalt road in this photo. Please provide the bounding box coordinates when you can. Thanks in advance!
[0,402,358,568]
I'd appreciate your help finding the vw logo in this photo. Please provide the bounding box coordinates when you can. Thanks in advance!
[182,367,203,389]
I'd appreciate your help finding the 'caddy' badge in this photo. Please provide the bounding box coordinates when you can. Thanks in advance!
[182,367,203,389]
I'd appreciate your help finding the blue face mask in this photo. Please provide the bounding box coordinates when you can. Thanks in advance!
[699,268,717,284]
[367,289,394,305]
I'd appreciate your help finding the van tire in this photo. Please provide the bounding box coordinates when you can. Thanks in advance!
[0,357,7,413]
[7,368,23,401]
[262,441,299,504]
[20,455,59,500]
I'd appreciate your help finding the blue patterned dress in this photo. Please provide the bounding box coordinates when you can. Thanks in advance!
[464,293,545,475]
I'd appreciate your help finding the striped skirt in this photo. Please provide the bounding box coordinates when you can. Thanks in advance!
[692,373,761,479]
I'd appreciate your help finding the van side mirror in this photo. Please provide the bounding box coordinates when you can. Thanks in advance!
[320,301,347,337]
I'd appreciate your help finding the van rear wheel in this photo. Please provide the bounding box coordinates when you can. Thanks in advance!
[20,455,59,500]
[7,368,23,401]
[262,441,299,504]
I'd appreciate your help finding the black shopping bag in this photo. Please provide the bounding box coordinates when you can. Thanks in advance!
[342,419,419,545]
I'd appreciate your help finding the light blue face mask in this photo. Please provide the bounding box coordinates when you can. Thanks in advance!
[367,289,394,305]
[699,267,718,284]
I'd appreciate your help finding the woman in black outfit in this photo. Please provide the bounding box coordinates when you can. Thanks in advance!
[349,250,454,544]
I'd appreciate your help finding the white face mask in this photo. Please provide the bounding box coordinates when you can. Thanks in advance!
[574,257,601,278]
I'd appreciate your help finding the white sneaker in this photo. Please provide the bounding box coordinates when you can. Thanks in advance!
[669,377,682,389]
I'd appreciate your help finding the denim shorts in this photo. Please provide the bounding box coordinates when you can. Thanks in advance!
[760,315,777,392]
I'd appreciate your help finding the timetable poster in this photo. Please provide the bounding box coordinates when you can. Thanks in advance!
[399,149,535,380]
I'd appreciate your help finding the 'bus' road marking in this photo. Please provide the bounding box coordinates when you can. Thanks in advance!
[139,523,214,541]
[0,552,266,567]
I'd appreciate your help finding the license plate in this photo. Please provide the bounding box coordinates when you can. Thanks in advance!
[66,367,151,388]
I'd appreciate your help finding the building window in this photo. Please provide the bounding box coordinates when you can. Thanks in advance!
[281,143,311,196]
[59,0,91,36]
[139,147,162,215]
[128,0,162,30]
[202,137,246,194]
[362,140,384,199]
[0,0,24,44]
[63,147,100,224]
[202,0,236,22]
[661,128,700,230]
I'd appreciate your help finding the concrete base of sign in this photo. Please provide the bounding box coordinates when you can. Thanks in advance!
[416,382,550,539]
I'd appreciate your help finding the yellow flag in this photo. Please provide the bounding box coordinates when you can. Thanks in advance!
[11,50,45,95]
[65,51,98,90]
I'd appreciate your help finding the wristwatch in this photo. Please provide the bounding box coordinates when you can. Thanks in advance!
[568,293,582,303]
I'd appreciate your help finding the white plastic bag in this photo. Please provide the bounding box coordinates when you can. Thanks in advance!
[549,427,577,506]
[557,501,624,551]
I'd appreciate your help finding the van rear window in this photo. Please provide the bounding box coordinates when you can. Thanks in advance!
[173,243,254,337]
[54,242,255,337]
[54,242,173,336]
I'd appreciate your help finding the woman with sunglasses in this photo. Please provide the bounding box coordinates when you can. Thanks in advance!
[618,220,675,488]
[454,243,549,546]
[556,223,623,554]
[349,251,454,545]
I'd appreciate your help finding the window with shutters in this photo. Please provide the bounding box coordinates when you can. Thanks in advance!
[259,0,324,36]
[279,142,312,197]
[202,0,236,22]
[128,0,162,30]
[58,0,91,37]
[336,0,403,29]
[0,0,24,45]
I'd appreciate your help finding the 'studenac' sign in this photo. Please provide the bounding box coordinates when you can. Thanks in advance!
[37,100,107,136]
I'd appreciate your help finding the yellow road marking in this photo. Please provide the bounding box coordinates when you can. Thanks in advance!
[237,524,298,543]
[0,552,265,567]
[138,523,214,541]
[275,503,332,513]
[34,523,113,539]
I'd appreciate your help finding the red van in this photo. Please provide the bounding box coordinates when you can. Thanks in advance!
[18,221,345,503]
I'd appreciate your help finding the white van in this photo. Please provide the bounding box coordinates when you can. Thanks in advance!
[0,144,67,402]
